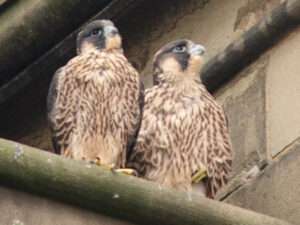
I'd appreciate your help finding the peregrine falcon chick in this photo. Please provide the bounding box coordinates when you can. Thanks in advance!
[47,20,143,172]
[127,39,232,198]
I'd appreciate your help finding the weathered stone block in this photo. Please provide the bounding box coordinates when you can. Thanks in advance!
[266,29,300,157]
[225,139,300,224]
[214,57,268,176]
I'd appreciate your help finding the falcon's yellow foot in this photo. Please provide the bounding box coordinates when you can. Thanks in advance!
[101,163,116,170]
[113,168,138,176]
[89,158,137,176]
[89,158,116,170]
[192,168,207,183]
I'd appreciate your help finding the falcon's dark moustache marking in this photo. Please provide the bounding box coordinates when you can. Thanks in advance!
[153,40,189,69]
[153,67,163,86]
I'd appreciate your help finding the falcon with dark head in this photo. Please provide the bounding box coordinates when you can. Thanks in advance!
[127,39,232,198]
[47,20,143,173]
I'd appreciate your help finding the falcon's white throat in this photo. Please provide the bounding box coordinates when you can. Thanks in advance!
[105,35,122,51]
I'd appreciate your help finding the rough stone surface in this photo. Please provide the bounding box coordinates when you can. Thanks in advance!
[214,56,268,176]
[266,28,300,157]
[225,139,300,224]
[0,76,54,152]
[0,186,136,225]
[233,0,282,33]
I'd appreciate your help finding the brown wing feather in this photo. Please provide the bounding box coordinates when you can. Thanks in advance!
[191,85,232,198]
[127,85,192,190]
[126,81,144,161]
[47,67,64,154]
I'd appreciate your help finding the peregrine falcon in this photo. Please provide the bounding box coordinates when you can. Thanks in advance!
[127,39,232,198]
[47,20,143,172]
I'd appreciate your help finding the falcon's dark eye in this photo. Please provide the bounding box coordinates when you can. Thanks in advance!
[173,45,186,52]
[91,28,102,36]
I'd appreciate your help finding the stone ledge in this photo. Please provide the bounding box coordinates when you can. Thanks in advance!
[0,138,292,225]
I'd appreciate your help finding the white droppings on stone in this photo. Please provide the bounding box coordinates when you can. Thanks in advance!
[246,165,260,179]
[14,153,20,160]
[14,145,24,160]
[85,163,92,168]
[47,158,52,163]
[158,184,162,190]
[113,193,120,199]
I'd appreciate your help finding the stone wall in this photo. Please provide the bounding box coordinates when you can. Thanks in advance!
[0,186,135,225]
[221,28,300,224]
[0,0,299,224]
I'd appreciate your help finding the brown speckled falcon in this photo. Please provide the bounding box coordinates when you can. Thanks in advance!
[127,39,232,198]
[47,20,143,172]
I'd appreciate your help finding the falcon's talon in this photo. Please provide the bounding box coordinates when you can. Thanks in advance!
[89,159,116,170]
[192,168,207,183]
[113,168,138,176]
[89,158,101,166]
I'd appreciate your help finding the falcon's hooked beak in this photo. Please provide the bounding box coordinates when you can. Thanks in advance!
[188,44,205,56]
[104,26,118,37]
